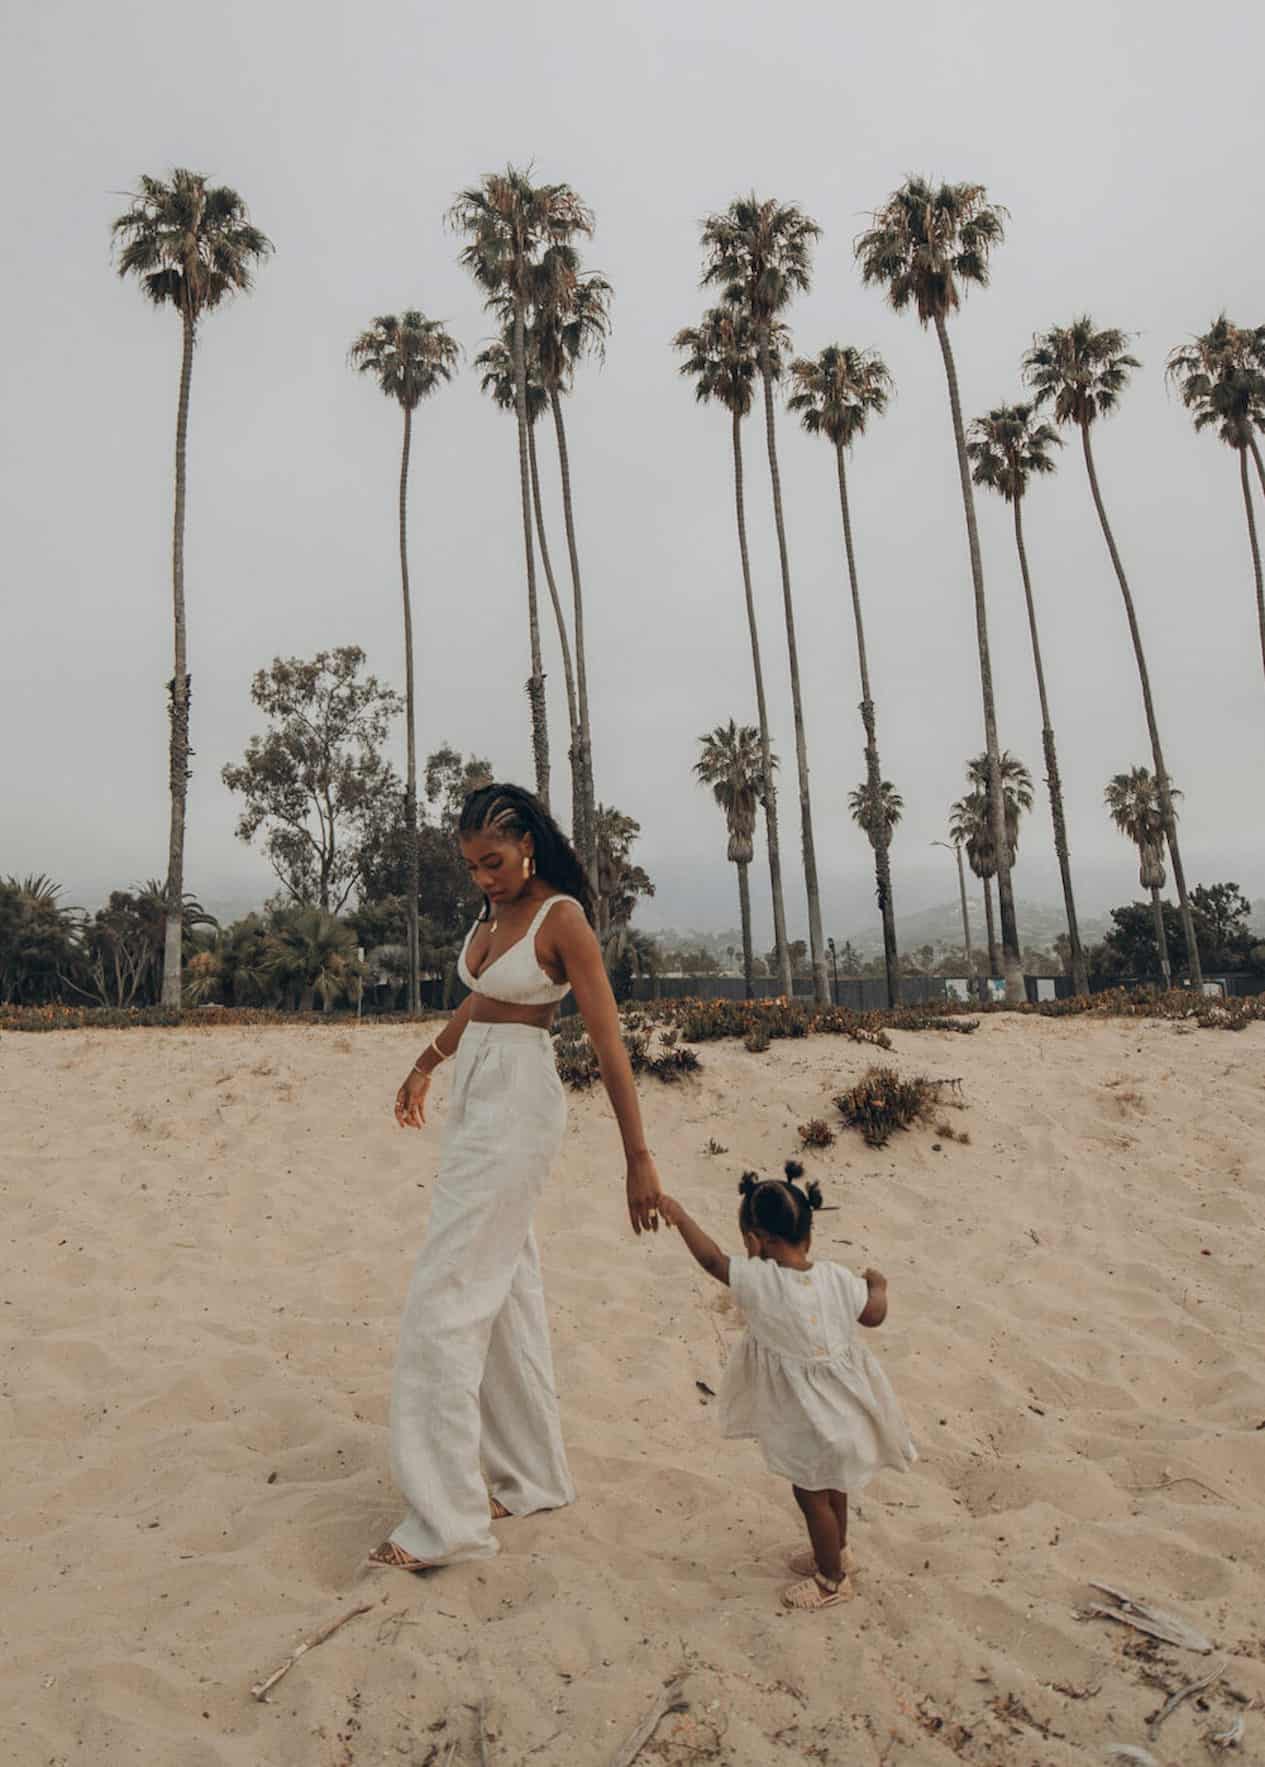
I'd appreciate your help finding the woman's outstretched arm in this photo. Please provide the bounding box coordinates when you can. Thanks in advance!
[552,907,664,1235]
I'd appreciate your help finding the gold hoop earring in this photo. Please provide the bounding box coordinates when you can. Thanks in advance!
[523,854,533,878]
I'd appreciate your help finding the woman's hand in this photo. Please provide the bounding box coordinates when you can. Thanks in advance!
[394,1067,430,1130]
[625,1150,663,1235]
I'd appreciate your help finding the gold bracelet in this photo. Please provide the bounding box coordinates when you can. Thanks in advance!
[413,1038,448,1075]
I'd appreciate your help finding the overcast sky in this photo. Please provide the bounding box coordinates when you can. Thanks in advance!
[2,0,1262,943]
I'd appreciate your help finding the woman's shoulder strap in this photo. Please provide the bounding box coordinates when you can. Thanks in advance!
[528,893,581,933]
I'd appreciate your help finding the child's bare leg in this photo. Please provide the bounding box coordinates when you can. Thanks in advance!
[792,1486,842,1583]
[828,1490,848,1552]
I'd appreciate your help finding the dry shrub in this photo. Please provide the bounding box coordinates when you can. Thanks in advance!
[798,1117,836,1149]
[835,1067,962,1148]
[934,1119,971,1145]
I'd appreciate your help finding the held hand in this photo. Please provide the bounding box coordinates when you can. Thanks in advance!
[394,1067,430,1130]
[626,1151,663,1236]
[656,1194,686,1230]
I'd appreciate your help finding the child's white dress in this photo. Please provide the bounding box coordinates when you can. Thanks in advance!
[719,1258,916,1492]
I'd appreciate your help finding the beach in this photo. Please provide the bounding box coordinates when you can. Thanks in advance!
[3,1013,1264,1764]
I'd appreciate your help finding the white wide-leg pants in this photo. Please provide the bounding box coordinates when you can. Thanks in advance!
[388,1022,575,1564]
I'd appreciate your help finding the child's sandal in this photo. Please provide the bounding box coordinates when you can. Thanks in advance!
[781,1572,853,1611]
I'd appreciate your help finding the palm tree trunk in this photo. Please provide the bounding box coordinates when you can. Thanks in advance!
[529,422,581,843]
[736,859,754,1000]
[550,389,595,887]
[1251,435,1265,501]
[732,410,792,998]
[162,305,196,1009]
[1150,880,1172,988]
[933,315,1024,1004]
[953,841,975,998]
[760,353,828,1005]
[982,875,999,981]
[1238,446,1265,689]
[1012,497,1088,995]
[512,303,549,807]
[1079,423,1202,984]
[836,444,899,1007]
[399,404,420,1016]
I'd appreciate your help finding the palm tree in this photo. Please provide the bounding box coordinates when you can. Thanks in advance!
[349,311,459,1015]
[1166,317,1265,689]
[787,344,900,1005]
[950,752,1032,980]
[525,255,613,888]
[448,167,594,807]
[695,721,773,998]
[674,305,793,997]
[700,195,829,1005]
[473,332,582,844]
[967,402,1089,995]
[856,176,1024,1004]
[1024,318,1202,984]
[1105,767,1177,985]
[949,790,1000,978]
[112,169,272,1006]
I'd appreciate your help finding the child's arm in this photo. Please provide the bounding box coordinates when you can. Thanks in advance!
[658,1196,730,1285]
[858,1267,888,1327]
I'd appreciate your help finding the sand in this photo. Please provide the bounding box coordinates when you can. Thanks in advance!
[3,1013,1264,1765]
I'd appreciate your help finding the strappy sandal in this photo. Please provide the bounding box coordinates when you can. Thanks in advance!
[366,1541,440,1572]
[780,1572,853,1611]
[787,1546,856,1578]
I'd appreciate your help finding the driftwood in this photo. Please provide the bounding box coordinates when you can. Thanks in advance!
[1083,1582,1214,1654]
[1208,1714,1245,1749]
[1147,1658,1226,1737]
[249,1602,374,1701]
[606,1675,688,1767]
[1104,1749,1160,1765]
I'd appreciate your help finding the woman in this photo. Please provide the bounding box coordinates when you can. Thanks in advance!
[370,783,665,1571]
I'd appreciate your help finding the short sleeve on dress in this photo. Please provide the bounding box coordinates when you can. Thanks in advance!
[728,1257,774,1322]
[836,1265,870,1322]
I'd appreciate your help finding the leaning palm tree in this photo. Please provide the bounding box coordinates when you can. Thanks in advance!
[112,169,272,1006]
[700,195,829,1005]
[695,721,772,999]
[949,790,1000,977]
[525,254,612,886]
[1024,318,1202,984]
[967,402,1088,995]
[448,167,594,806]
[788,344,900,1005]
[856,176,1024,1003]
[474,332,582,844]
[1166,317,1265,688]
[1105,767,1177,986]
[349,311,459,1014]
[674,304,793,997]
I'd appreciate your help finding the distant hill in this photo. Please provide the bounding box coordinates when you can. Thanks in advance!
[843,897,1110,959]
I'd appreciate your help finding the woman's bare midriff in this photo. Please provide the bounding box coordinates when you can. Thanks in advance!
[467,997,559,1030]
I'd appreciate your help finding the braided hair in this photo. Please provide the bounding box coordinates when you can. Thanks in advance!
[458,782,596,925]
[738,1159,823,1246]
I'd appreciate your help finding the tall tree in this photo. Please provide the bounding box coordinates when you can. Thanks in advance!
[448,167,594,807]
[695,720,773,999]
[700,195,830,1005]
[1105,766,1176,986]
[525,253,612,889]
[1024,318,1202,984]
[788,344,901,1005]
[112,169,272,1006]
[222,647,402,914]
[949,790,1000,978]
[673,305,793,997]
[856,176,1024,1003]
[349,311,459,1014]
[967,402,1089,994]
[1166,316,1265,691]
[473,333,582,843]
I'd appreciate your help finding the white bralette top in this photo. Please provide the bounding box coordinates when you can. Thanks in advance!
[456,894,577,1005]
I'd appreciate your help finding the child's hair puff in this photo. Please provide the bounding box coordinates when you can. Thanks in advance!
[738,1159,824,1245]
